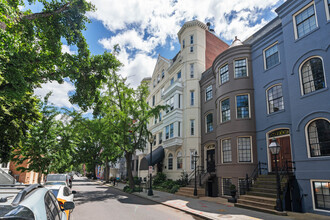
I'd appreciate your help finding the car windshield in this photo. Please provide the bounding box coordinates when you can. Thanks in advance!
[0,205,34,219]
[46,175,67,181]
[50,189,59,197]
[45,182,66,186]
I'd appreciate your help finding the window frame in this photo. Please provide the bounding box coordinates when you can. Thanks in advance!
[205,85,213,101]
[190,150,197,170]
[168,153,173,170]
[220,98,231,123]
[237,136,253,163]
[266,83,284,114]
[263,42,280,70]
[234,58,248,78]
[190,91,194,106]
[293,1,318,40]
[221,138,232,163]
[299,56,326,96]
[305,118,330,158]
[235,94,251,119]
[177,151,183,169]
[219,63,229,84]
[205,113,213,133]
[311,179,330,212]
[159,132,162,144]
[177,71,181,80]
[190,63,194,78]
[190,119,195,136]
[325,0,330,21]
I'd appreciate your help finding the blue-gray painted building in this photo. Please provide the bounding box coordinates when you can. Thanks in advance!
[245,0,330,215]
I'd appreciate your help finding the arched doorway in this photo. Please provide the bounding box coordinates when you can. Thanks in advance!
[267,129,292,172]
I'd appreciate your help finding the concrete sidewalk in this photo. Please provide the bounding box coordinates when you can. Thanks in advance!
[97,180,330,220]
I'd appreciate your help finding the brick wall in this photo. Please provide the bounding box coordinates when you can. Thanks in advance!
[205,31,229,69]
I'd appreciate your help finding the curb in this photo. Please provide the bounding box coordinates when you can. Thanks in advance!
[94,180,214,220]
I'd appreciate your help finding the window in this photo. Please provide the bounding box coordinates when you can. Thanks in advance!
[153,135,156,146]
[236,95,249,119]
[168,153,173,170]
[190,35,194,44]
[190,46,193,52]
[157,74,160,83]
[154,117,157,125]
[300,57,325,95]
[234,59,247,78]
[205,85,212,101]
[170,77,174,85]
[152,95,155,106]
[166,96,174,113]
[294,3,317,39]
[161,87,164,96]
[136,159,139,171]
[190,91,194,106]
[307,119,330,157]
[223,178,232,196]
[159,132,162,144]
[153,79,156,88]
[170,123,174,138]
[162,69,165,78]
[159,112,162,121]
[264,43,279,69]
[178,122,181,137]
[166,125,170,139]
[190,119,195,135]
[221,98,230,122]
[267,84,284,113]
[206,113,213,133]
[178,94,181,108]
[222,139,232,163]
[325,0,330,20]
[238,137,252,162]
[177,152,182,169]
[182,39,185,48]
[312,181,330,211]
[45,192,61,220]
[190,63,194,78]
[177,71,181,80]
[190,150,197,170]
[220,64,229,84]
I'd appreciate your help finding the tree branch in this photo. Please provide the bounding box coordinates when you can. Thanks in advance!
[21,2,71,20]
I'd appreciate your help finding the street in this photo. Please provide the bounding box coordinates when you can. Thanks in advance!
[71,177,202,220]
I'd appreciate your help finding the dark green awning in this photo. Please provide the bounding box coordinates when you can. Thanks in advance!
[140,146,164,170]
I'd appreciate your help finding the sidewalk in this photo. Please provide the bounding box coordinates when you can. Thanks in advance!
[97,180,330,220]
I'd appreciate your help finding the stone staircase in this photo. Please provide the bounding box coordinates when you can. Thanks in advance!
[235,174,288,216]
[175,186,205,198]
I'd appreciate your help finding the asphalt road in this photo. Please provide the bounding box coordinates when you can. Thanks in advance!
[71,177,202,220]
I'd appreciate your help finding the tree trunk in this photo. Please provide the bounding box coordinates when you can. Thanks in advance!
[37,171,42,184]
[125,152,134,190]
[105,158,110,183]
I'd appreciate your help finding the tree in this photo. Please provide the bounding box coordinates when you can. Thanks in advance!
[99,72,165,189]
[0,0,121,161]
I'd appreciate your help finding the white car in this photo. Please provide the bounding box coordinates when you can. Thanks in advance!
[45,185,76,220]
[45,174,72,188]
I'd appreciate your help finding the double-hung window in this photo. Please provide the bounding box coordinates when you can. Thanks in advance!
[157,74,160,83]
[166,96,174,113]
[222,139,232,163]
[238,137,252,162]
[264,43,279,69]
[234,59,247,78]
[177,152,182,169]
[177,71,181,80]
[221,98,230,122]
[162,69,165,78]
[152,95,155,106]
[190,119,195,135]
[300,57,325,95]
[307,119,330,157]
[168,153,173,170]
[159,132,162,144]
[190,91,194,106]
[236,95,249,119]
[205,85,212,101]
[169,123,174,138]
[312,181,330,211]
[219,64,229,84]
[326,0,330,20]
[170,77,174,85]
[206,114,213,133]
[165,125,170,139]
[267,84,284,113]
[294,2,317,39]
[190,63,194,78]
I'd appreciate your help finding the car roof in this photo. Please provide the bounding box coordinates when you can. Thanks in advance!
[20,187,48,219]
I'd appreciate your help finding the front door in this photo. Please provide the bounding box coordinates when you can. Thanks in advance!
[270,136,292,172]
[207,149,215,172]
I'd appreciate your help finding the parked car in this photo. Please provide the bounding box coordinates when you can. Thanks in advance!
[0,184,74,220]
[45,174,72,188]
[45,185,76,220]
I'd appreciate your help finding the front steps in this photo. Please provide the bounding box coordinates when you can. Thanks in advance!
[235,174,288,216]
[175,187,205,198]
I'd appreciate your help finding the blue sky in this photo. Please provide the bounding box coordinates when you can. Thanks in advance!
[31,0,285,115]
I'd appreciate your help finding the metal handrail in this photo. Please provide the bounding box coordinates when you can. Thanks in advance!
[245,162,267,191]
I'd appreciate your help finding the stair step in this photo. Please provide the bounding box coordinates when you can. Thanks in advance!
[247,191,277,198]
[250,187,277,194]
[177,187,204,193]
[235,203,287,216]
[239,195,276,205]
[175,191,203,198]
[237,199,275,210]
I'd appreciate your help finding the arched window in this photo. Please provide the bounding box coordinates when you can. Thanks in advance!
[177,152,182,169]
[168,153,173,170]
[267,84,284,114]
[307,119,330,157]
[206,113,213,133]
[301,57,325,95]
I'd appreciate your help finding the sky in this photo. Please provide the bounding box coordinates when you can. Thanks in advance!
[32,0,285,115]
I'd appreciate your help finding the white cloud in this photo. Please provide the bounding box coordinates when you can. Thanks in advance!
[89,0,283,87]
[34,81,76,109]
[61,45,76,55]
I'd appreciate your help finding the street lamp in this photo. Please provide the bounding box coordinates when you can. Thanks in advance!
[148,135,154,196]
[269,138,283,212]
[192,151,199,196]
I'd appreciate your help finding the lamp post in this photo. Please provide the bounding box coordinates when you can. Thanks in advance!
[148,136,154,196]
[193,151,199,196]
[269,138,283,212]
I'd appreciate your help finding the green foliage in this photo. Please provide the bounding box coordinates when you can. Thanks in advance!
[123,185,133,193]
[153,172,167,186]
[0,0,121,160]
[170,185,180,194]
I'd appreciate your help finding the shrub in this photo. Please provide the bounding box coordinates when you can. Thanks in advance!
[123,186,133,193]
[170,185,180,194]
[133,176,141,185]
[153,172,166,186]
